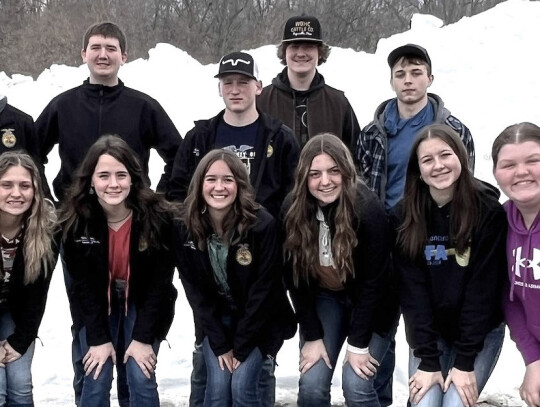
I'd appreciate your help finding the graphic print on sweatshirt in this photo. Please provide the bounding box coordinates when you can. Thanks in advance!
[511,246,540,290]
[424,235,471,267]
[215,119,259,175]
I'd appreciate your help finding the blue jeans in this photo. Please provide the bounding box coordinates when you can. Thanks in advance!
[298,290,388,407]
[408,324,505,407]
[78,283,160,407]
[0,312,35,407]
[202,337,263,407]
[190,343,276,407]
[61,245,129,407]
[374,313,400,407]
[190,342,206,407]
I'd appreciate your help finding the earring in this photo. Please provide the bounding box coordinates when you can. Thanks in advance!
[89,186,95,195]
[201,204,207,214]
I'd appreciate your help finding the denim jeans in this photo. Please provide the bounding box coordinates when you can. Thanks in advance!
[61,245,129,407]
[374,313,400,407]
[189,342,206,407]
[0,312,35,407]
[78,282,160,407]
[408,323,505,407]
[190,342,276,407]
[202,337,264,407]
[297,290,388,407]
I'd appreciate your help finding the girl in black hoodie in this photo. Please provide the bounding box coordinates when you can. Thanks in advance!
[395,124,506,407]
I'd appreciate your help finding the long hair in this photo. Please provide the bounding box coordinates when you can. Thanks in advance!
[61,135,178,250]
[0,151,57,284]
[183,149,259,250]
[492,122,540,169]
[284,133,358,285]
[398,124,478,259]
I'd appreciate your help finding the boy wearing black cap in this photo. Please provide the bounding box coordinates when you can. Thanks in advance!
[358,43,474,210]
[169,51,299,216]
[169,53,299,406]
[257,15,360,150]
[356,44,475,407]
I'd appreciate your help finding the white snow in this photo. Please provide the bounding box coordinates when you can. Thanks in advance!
[1,0,538,405]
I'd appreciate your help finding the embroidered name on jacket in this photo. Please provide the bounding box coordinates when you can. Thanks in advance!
[75,236,101,245]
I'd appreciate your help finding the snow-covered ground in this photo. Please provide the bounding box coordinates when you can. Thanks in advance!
[1,0,538,405]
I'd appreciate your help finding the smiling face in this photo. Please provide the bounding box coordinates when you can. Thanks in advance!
[494,141,540,212]
[203,160,238,216]
[0,165,34,219]
[417,137,462,203]
[285,42,319,76]
[307,153,343,206]
[82,35,127,86]
[91,154,131,212]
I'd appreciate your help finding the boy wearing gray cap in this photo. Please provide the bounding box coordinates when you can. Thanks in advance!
[356,44,475,407]
[257,15,360,151]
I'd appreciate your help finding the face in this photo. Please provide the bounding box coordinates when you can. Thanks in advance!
[285,42,319,76]
[494,141,540,210]
[91,154,131,211]
[82,35,127,85]
[0,165,34,218]
[307,153,343,206]
[391,59,433,106]
[219,74,262,115]
[203,160,238,215]
[417,137,462,200]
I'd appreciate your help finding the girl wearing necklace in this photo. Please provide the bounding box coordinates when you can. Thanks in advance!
[61,135,178,407]
[174,149,296,406]
[282,134,393,407]
[395,124,506,407]
[0,151,57,407]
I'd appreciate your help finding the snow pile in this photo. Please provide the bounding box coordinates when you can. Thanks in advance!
[1,0,538,405]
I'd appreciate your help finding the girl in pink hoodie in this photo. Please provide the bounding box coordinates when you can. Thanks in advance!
[493,122,540,407]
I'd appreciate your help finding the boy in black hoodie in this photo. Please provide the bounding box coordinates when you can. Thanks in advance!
[257,15,360,151]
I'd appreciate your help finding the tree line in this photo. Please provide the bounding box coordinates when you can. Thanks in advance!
[0,0,504,77]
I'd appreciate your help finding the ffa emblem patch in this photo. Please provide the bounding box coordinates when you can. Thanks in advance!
[1,129,16,148]
[266,145,273,158]
[236,244,252,266]
[455,247,471,267]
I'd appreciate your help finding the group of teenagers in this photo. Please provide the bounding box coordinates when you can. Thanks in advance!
[0,13,540,407]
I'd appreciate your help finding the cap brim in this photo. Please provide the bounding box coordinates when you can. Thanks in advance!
[282,38,323,43]
[388,45,430,68]
[214,70,258,80]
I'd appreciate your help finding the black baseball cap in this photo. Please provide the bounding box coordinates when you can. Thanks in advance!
[387,44,431,70]
[282,15,322,43]
[215,51,259,80]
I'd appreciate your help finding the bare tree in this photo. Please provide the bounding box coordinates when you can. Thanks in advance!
[0,0,505,77]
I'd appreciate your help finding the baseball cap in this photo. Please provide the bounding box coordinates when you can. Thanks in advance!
[387,44,431,70]
[282,15,322,43]
[215,51,259,81]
